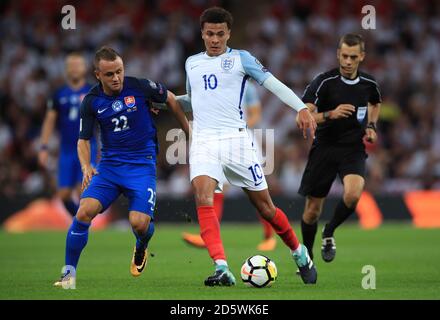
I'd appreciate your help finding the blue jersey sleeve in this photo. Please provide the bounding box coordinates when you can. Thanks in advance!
[79,95,95,140]
[239,50,272,85]
[47,91,60,112]
[138,79,168,103]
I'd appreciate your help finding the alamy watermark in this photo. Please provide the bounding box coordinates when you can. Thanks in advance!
[60,265,76,289]
[361,5,376,30]
[165,128,275,175]
[361,265,376,289]
[61,5,76,30]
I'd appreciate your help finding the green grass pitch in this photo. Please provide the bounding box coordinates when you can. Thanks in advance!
[0,223,439,300]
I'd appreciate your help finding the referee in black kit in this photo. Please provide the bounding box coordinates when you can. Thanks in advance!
[297,34,381,263]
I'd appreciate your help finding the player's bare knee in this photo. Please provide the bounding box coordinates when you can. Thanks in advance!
[76,200,100,222]
[343,192,360,209]
[76,208,95,223]
[130,214,151,233]
[303,200,322,223]
[303,208,320,224]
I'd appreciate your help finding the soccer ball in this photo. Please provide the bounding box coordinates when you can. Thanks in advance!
[240,255,277,288]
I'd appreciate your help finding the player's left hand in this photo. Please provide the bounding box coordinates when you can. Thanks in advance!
[296,108,317,140]
[364,128,377,143]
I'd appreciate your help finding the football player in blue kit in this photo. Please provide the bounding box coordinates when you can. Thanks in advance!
[54,46,190,287]
[39,53,98,216]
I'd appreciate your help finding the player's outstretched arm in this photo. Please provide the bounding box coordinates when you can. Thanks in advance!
[166,90,190,138]
[38,109,57,168]
[303,103,356,124]
[151,94,193,113]
[262,75,316,139]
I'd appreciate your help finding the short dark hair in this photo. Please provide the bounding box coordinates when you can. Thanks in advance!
[94,46,121,69]
[338,34,365,52]
[200,7,233,30]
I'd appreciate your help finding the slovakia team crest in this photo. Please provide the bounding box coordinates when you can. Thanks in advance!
[221,57,234,71]
[112,100,123,112]
[124,96,136,108]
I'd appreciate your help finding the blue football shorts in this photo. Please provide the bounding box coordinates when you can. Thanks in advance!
[58,150,83,188]
[58,145,98,189]
[81,161,157,217]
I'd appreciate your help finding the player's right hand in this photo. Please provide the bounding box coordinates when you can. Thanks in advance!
[38,150,49,169]
[296,108,317,140]
[331,104,356,119]
[81,165,98,192]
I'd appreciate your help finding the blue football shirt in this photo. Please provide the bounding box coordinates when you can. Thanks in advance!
[79,76,167,164]
[48,83,94,152]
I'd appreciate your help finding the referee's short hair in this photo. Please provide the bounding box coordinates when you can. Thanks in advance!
[338,34,365,52]
[94,46,122,70]
[200,7,233,30]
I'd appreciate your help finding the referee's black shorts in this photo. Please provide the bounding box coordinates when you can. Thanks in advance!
[298,143,367,198]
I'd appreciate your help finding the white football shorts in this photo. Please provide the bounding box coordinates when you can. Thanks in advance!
[189,128,268,191]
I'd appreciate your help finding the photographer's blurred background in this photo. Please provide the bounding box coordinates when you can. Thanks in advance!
[0,0,439,228]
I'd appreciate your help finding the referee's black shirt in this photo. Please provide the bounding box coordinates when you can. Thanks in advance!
[302,68,381,146]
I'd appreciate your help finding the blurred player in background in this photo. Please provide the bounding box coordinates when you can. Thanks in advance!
[181,81,277,251]
[185,7,317,286]
[54,46,189,287]
[38,53,98,217]
[298,34,381,263]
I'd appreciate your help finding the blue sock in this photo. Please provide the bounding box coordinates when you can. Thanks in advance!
[133,222,155,250]
[63,200,79,217]
[65,217,90,270]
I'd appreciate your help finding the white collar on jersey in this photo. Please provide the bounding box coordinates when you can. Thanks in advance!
[340,75,360,85]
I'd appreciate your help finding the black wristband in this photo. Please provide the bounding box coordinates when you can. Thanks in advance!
[367,122,377,132]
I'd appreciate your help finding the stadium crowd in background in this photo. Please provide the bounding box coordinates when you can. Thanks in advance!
[0,0,439,199]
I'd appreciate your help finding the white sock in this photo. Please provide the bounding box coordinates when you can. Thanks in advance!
[215,259,228,269]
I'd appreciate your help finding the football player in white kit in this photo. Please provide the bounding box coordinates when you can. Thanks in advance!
[181,81,278,251]
[186,7,317,286]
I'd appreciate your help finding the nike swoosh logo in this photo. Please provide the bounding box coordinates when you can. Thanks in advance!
[70,231,86,236]
[136,259,147,273]
[97,108,108,114]
[190,65,199,70]
[137,264,146,273]
[255,181,263,186]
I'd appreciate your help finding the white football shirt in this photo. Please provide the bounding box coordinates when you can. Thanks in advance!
[185,48,271,134]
